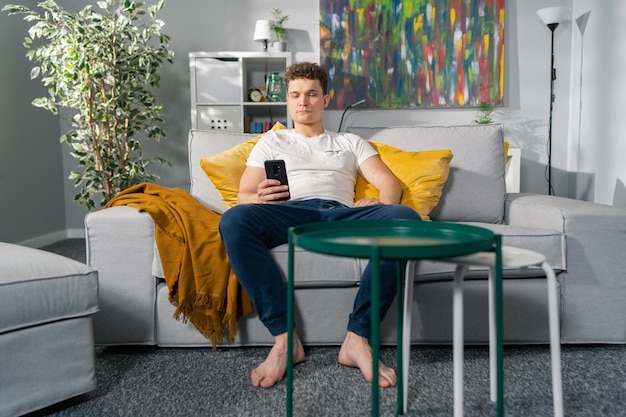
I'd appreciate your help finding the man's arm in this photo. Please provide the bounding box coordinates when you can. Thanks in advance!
[238,166,290,204]
[357,155,402,206]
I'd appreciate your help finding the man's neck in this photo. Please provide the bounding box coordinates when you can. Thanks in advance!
[293,122,325,138]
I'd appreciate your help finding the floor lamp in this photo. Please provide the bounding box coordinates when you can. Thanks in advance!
[337,99,366,132]
[575,11,591,199]
[537,7,569,196]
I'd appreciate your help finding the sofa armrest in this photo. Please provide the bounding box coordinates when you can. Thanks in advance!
[85,206,158,345]
[505,193,570,232]
[506,192,626,234]
[506,193,626,342]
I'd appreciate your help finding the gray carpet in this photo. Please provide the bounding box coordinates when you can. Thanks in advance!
[41,238,86,264]
[33,240,626,417]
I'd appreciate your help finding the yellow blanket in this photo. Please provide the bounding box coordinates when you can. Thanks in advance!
[105,183,253,348]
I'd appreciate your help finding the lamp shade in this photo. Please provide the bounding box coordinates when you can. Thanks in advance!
[576,11,591,36]
[537,7,570,26]
[253,20,272,42]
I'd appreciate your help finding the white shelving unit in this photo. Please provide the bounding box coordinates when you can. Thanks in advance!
[189,51,291,133]
[505,147,521,193]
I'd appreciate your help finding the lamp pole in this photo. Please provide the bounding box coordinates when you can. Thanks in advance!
[547,22,558,196]
[537,15,568,416]
[537,6,570,196]
[337,99,366,132]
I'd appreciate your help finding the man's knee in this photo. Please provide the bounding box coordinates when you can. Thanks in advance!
[219,205,252,240]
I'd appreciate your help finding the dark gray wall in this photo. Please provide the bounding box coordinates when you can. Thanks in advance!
[0,8,66,245]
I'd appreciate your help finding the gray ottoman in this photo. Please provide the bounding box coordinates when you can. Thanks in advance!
[0,242,99,417]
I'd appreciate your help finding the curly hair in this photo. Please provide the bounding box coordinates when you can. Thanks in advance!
[284,62,328,94]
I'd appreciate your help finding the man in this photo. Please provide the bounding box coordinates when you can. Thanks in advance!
[219,62,420,389]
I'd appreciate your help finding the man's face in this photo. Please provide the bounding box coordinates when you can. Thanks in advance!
[286,78,330,125]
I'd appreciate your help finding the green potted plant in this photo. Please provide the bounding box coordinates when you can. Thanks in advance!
[3,0,174,210]
[270,8,289,52]
[473,101,495,125]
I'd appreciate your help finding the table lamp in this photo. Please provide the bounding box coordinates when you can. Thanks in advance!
[253,20,272,52]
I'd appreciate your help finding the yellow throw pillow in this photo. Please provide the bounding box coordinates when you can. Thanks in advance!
[355,142,453,220]
[504,141,510,163]
[200,122,286,207]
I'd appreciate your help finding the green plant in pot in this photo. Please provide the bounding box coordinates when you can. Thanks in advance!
[270,8,289,51]
[3,0,174,210]
[473,101,495,125]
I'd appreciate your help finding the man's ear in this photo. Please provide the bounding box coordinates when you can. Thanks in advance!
[323,94,331,108]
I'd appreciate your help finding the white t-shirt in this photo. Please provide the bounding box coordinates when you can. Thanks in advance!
[247,129,377,207]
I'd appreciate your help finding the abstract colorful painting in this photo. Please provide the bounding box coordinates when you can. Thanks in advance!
[320,0,505,109]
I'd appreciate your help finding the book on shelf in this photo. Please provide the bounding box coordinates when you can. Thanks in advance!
[246,120,288,134]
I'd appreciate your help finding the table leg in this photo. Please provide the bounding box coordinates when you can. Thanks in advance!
[370,246,381,417]
[542,262,564,417]
[396,260,405,416]
[494,235,504,417]
[402,261,418,415]
[488,264,497,402]
[286,229,295,417]
[453,265,469,417]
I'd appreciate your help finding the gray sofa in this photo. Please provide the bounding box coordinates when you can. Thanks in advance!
[85,124,626,347]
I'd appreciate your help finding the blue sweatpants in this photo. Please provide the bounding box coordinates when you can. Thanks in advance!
[218,199,421,339]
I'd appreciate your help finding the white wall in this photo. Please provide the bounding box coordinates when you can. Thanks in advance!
[569,0,626,207]
[2,0,624,245]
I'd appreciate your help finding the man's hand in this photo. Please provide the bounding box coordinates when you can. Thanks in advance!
[258,179,290,204]
[353,197,381,207]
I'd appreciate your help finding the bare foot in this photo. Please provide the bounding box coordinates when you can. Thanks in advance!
[338,331,397,388]
[250,332,305,388]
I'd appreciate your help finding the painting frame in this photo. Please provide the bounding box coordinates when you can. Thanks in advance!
[320,0,505,109]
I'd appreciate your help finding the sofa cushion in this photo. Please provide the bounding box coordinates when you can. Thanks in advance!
[198,122,286,209]
[355,142,453,220]
[189,130,256,213]
[0,243,99,334]
[199,136,260,208]
[193,126,452,218]
[347,125,507,223]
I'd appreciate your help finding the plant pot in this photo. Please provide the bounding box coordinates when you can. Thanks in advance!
[271,41,287,52]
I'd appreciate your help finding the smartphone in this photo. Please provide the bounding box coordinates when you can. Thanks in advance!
[264,159,290,201]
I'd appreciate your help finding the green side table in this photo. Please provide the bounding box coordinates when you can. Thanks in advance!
[286,219,502,417]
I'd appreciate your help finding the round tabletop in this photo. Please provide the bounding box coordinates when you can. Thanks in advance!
[290,220,495,260]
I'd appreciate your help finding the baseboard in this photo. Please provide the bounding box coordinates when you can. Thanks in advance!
[67,228,86,239]
[18,228,85,248]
